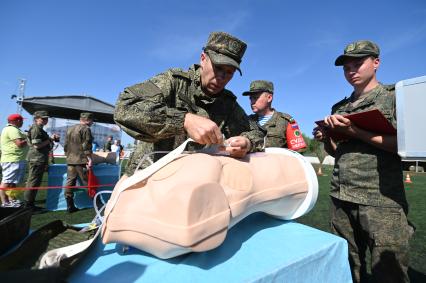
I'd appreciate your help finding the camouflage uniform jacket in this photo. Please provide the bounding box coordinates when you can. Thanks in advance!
[249,110,293,148]
[114,64,264,163]
[330,83,408,210]
[64,124,93,165]
[26,123,51,163]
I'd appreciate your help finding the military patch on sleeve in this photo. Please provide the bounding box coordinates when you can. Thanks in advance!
[127,81,163,98]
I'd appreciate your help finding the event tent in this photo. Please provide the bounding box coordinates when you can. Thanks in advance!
[21,95,115,124]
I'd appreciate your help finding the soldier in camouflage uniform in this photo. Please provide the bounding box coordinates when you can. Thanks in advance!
[242,80,303,150]
[115,32,264,177]
[63,112,94,213]
[103,135,113,152]
[313,40,413,283]
[24,111,58,210]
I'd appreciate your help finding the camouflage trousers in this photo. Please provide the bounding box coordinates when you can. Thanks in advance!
[65,165,88,198]
[24,161,48,205]
[330,197,414,283]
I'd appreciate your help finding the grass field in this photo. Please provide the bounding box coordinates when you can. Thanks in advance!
[3,161,426,281]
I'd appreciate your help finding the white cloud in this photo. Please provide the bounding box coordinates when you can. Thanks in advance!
[148,34,204,62]
[147,10,250,62]
[279,64,311,79]
[382,24,426,55]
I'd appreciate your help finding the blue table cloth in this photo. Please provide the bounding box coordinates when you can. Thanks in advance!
[46,164,119,211]
[69,213,351,283]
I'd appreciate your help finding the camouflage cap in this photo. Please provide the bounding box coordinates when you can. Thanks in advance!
[203,31,247,75]
[80,112,94,120]
[33,110,49,118]
[242,80,274,96]
[335,40,380,66]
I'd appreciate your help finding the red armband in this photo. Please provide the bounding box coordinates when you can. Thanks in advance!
[286,120,306,151]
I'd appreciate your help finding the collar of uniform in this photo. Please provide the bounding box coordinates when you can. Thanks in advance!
[350,84,383,105]
[253,110,276,128]
[196,90,217,106]
[190,64,201,88]
[260,110,277,127]
[252,114,266,130]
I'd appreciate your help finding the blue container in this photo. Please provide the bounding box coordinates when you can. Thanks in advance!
[46,164,119,211]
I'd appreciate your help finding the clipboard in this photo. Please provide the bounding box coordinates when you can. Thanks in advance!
[315,109,396,141]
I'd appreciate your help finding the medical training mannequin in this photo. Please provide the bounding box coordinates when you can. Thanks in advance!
[102,151,316,259]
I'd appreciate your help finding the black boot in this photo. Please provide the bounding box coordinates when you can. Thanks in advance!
[66,197,79,213]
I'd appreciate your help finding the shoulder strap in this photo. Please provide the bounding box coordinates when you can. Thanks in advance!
[279,112,294,122]
[170,68,190,80]
[382,83,395,92]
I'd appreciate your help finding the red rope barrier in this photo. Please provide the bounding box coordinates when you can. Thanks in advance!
[0,183,115,191]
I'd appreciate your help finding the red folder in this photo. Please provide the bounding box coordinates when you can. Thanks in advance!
[315,109,396,141]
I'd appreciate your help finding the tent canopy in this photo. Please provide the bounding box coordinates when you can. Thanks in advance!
[22,95,115,124]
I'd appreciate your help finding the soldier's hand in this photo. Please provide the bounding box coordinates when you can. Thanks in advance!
[224,136,251,158]
[312,126,327,141]
[184,113,223,145]
[51,133,60,142]
[324,115,354,135]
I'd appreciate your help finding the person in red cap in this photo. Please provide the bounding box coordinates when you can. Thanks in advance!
[0,114,28,207]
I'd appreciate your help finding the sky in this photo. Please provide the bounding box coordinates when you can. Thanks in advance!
[1,0,425,147]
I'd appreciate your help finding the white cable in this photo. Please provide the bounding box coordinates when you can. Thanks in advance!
[90,190,112,227]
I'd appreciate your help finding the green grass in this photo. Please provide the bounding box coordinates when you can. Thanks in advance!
[3,162,426,281]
